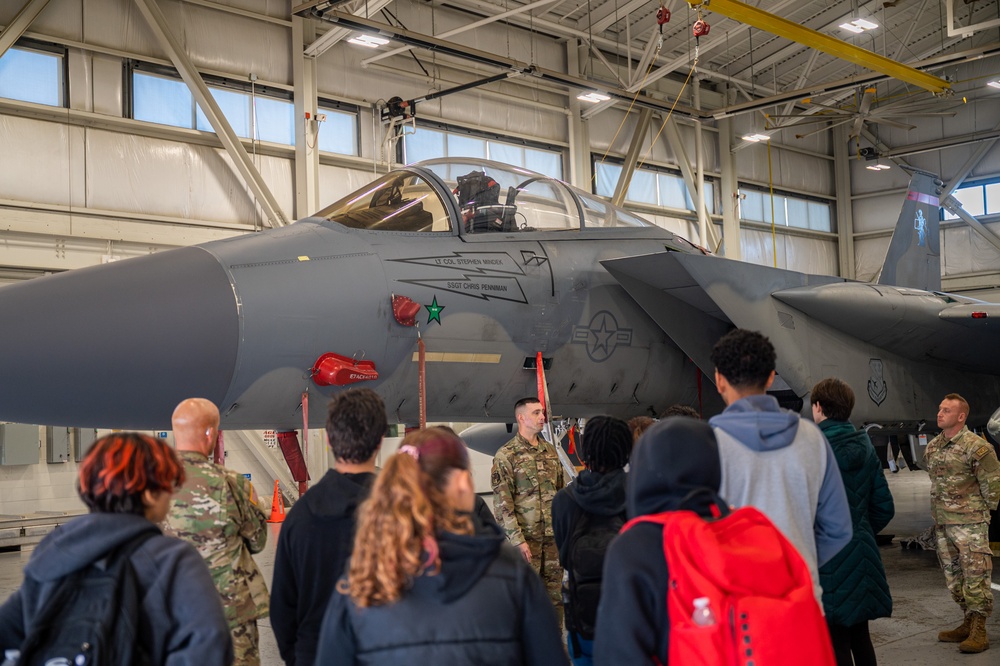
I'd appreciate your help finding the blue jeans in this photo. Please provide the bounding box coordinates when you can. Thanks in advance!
[567,632,594,666]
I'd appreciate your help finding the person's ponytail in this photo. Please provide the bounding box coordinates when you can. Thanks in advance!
[343,451,439,607]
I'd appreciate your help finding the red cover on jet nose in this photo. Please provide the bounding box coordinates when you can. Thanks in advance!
[311,353,379,386]
[392,295,421,326]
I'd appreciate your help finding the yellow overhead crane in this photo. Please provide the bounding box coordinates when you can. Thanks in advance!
[684,0,951,95]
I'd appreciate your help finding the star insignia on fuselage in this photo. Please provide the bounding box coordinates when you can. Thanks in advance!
[425,296,445,325]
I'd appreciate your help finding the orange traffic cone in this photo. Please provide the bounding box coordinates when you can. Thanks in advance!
[267,480,285,523]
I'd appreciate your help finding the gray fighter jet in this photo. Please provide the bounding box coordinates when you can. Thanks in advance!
[0,160,992,438]
[604,170,1000,436]
[0,158,718,430]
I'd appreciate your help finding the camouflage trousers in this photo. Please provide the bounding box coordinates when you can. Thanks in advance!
[231,619,260,666]
[526,537,564,628]
[935,523,994,617]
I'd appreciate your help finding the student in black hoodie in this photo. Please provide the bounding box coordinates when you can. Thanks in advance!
[270,389,386,666]
[552,415,631,665]
[593,417,722,665]
[316,427,567,665]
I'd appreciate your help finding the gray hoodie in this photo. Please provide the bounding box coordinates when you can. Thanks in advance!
[709,394,852,596]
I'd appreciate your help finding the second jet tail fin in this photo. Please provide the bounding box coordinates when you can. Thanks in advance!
[876,171,944,291]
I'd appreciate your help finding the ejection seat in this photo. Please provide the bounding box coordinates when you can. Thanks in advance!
[454,170,519,233]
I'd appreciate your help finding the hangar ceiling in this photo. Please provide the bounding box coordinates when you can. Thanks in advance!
[298,0,1000,137]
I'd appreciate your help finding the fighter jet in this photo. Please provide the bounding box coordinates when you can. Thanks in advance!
[0,158,720,430]
[603,170,1000,440]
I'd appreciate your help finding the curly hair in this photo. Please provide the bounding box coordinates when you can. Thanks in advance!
[342,428,473,607]
[661,404,700,419]
[710,329,776,391]
[628,416,656,442]
[78,433,185,515]
[581,416,632,473]
[326,388,388,464]
[811,377,855,422]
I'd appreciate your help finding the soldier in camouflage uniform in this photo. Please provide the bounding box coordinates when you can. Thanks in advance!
[492,397,566,624]
[926,393,1000,654]
[163,398,270,666]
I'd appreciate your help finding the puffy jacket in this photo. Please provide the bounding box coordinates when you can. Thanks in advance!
[818,419,894,626]
[0,512,232,665]
[316,529,568,665]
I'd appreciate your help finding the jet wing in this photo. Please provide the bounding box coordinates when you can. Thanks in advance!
[604,251,1000,381]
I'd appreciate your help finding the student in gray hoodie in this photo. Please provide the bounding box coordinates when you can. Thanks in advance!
[708,329,852,598]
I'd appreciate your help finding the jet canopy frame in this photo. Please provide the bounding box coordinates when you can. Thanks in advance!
[314,158,656,235]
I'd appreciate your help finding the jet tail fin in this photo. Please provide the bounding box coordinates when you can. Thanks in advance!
[876,171,943,291]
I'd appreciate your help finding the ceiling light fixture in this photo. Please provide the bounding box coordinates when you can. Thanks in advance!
[577,91,611,103]
[347,34,390,48]
[839,18,878,33]
[741,133,771,142]
[987,80,1000,89]
[866,163,891,171]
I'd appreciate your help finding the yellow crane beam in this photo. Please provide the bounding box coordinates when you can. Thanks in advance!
[686,0,950,95]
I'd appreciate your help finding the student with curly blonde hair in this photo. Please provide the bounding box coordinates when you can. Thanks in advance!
[316,427,567,664]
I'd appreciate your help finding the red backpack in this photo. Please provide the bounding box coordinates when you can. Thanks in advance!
[621,494,835,666]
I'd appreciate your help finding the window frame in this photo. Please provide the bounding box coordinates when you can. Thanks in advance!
[0,38,68,108]
[401,119,564,178]
[591,156,719,215]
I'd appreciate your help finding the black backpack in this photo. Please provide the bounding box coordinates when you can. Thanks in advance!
[563,509,626,643]
[18,530,157,666]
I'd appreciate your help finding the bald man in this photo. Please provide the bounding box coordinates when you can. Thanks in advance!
[163,398,270,666]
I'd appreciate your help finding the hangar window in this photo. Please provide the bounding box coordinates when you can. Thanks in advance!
[942,181,999,220]
[316,102,359,156]
[738,186,832,232]
[403,125,563,178]
[128,64,360,155]
[593,160,717,214]
[0,42,65,107]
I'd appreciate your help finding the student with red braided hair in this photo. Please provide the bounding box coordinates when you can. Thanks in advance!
[0,433,232,665]
[315,427,567,665]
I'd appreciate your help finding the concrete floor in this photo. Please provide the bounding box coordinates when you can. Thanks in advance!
[1,469,998,664]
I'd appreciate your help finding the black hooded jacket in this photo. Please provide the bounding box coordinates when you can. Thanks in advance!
[593,418,722,666]
[552,467,627,567]
[270,469,374,666]
[0,513,231,665]
[315,530,568,665]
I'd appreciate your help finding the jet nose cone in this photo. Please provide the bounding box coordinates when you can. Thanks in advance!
[0,247,239,428]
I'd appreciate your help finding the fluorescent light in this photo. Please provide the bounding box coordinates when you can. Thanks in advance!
[988,80,1000,89]
[840,18,878,33]
[741,133,771,142]
[348,34,390,48]
[866,163,891,171]
[577,91,611,103]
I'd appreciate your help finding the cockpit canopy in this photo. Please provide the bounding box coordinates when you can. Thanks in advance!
[315,158,654,234]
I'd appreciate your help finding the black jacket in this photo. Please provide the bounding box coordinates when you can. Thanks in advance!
[552,468,627,567]
[270,469,374,666]
[594,418,722,666]
[0,513,232,665]
[315,530,569,665]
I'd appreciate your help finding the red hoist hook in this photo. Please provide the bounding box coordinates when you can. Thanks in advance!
[656,4,671,30]
[655,2,671,49]
[692,9,710,63]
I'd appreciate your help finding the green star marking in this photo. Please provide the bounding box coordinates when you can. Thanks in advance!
[425,296,445,325]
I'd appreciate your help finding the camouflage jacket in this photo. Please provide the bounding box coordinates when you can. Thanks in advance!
[164,451,270,627]
[925,426,1000,525]
[491,432,565,546]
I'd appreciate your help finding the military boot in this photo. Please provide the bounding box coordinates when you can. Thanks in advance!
[938,614,972,642]
[958,613,989,653]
